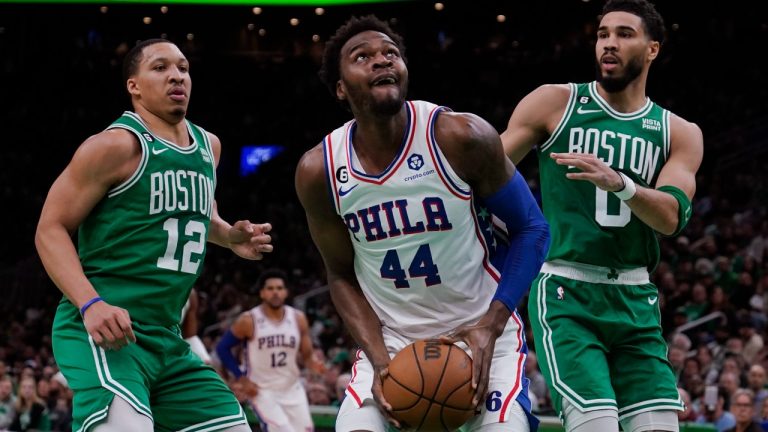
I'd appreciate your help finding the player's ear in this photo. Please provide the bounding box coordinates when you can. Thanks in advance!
[336,80,347,102]
[127,78,140,96]
[647,40,660,62]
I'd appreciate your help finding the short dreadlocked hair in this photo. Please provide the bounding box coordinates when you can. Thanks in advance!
[602,0,666,45]
[318,15,406,98]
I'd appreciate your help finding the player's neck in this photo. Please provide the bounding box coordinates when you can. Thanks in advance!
[596,79,647,113]
[260,304,285,321]
[351,106,408,174]
[134,106,190,147]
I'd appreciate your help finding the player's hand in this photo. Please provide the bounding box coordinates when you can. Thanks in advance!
[371,364,401,429]
[228,221,273,260]
[551,152,624,191]
[82,301,136,351]
[440,323,498,410]
[233,376,259,400]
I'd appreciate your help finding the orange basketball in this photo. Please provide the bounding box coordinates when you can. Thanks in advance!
[382,339,475,431]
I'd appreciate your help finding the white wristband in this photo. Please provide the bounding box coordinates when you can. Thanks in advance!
[613,172,637,201]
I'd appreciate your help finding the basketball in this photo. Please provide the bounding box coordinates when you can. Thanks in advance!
[382,339,475,431]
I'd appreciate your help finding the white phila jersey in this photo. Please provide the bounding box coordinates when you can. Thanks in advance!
[245,305,301,391]
[323,100,504,341]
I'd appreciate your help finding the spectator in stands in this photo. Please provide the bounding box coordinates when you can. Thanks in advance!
[759,397,768,430]
[9,376,50,431]
[333,373,352,407]
[525,351,549,412]
[725,389,762,432]
[0,375,16,430]
[747,365,768,415]
[696,387,736,432]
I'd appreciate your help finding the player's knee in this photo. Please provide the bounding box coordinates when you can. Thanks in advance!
[335,399,388,432]
[92,396,153,432]
[562,398,618,432]
[620,410,678,432]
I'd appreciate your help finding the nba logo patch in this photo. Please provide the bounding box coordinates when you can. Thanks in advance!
[556,286,565,300]
[408,154,424,171]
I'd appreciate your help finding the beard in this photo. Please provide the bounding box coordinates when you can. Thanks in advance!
[370,94,405,116]
[595,55,643,93]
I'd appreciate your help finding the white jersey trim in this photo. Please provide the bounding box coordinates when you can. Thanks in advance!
[106,124,149,198]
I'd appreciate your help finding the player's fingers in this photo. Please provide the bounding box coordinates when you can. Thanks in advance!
[117,310,136,343]
[565,172,594,181]
[438,334,459,345]
[474,354,492,408]
[250,234,271,245]
[255,223,272,234]
[105,317,127,347]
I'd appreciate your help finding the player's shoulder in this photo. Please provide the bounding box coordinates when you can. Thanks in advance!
[667,111,703,148]
[295,142,327,194]
[434,110,498,148]
[77,128,141,163]
[528,83,572,104]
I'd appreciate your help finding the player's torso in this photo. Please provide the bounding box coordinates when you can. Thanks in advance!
[537,82,670,269]
[246,306,301,390]
[78,111,217,326]
[323,101,499,340]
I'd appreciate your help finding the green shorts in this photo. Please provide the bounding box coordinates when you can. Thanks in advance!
[528,261,683,421]
[52,301,247,432]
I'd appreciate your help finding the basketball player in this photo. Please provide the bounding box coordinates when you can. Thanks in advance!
[216,269,323,432]
[35,39,273,432]
[500,1,703,431]
[296,15,550,431]
[182,289,212,363]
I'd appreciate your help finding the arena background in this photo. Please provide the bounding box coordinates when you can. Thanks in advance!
[0,0,766,430]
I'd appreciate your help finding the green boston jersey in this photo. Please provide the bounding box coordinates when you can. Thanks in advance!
[538,82,671,270]
[77,111,217,326]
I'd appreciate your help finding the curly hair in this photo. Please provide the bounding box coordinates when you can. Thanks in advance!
[318,15,406,98]
[603,0,666,45]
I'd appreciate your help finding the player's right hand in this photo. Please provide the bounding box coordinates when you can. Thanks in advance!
[234,376,259,399]
[82,301,136,350]
[371,365,401,429]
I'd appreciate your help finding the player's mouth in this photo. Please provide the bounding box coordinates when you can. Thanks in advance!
[601,55,620,72]
[371,73,398,87]
[168,87,187,102]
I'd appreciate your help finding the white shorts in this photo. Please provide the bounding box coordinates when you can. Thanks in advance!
[250,381,313,432]
[337,315,531,431]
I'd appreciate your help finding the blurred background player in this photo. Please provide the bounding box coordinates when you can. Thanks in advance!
[502,0,703,431]
[216,269,324,432]
[182,288,212,363]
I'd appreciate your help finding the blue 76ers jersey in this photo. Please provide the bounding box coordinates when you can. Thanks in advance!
[323,100,507,341]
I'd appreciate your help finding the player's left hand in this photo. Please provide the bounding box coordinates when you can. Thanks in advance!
[551,152,624,192]
[440,323,498,411]
[228,221,273,260]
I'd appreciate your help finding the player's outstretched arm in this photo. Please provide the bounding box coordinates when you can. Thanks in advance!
[35,130,139,350]
[501,84,571,165]
[436,112,550,408]
[205,133,274,259]
[295,144,399,427]
[216,312,258,398]
[550,114,703,236]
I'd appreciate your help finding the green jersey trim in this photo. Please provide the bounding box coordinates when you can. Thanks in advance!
[106,125,149,198]
[540,83,578,153]
[662,109,671,159]
[197,125,217,187]
[588,81,652,120]
[123,111,199,154]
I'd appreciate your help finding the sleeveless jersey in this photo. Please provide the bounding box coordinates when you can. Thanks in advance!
[245,305,302,391]
[77,111,217,326]
[323,100,503,340]
[538,82,671,270]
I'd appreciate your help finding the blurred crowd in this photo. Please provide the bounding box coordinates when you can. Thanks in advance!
[1,1,767,431]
